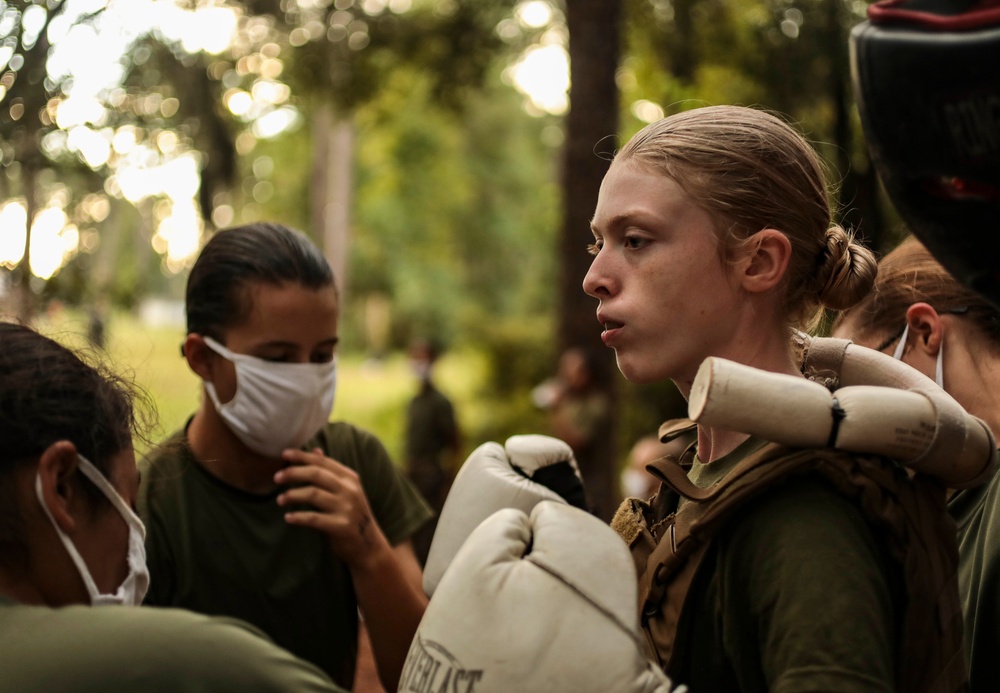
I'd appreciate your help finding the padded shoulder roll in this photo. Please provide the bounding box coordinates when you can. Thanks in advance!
[688,335,996,488]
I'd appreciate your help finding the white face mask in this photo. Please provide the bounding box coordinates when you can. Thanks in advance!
[410,360,432,382]
[35,454,149,607]
[202,336,337,458]
[621,468,653,500]
[891,323,944,388]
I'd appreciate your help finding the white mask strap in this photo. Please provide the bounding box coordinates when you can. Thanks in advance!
[35,469,103,600]
[35,454,148,606]
[891,323,910,361]
[936,339,944,388]
[891,321,944,388]
[203,335,238,362]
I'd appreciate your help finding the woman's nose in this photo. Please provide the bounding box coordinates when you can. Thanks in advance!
[583,254,613,298]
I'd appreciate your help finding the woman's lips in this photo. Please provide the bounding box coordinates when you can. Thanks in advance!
[601,320,624,345]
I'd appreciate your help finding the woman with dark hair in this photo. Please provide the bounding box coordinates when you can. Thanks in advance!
[139,223,432,691]
[0,322,347,692]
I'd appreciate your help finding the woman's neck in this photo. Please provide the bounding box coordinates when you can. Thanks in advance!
[680,328,802,464]
[695,426,751,465]
[187,397,283,494]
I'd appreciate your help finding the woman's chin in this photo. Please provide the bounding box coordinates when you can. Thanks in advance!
[615,358,663,386]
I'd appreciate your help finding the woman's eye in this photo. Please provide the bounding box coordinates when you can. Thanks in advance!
[624,235,646,250]
[311,352,335,364]
[587,240,603,256]
[257,351,293,363]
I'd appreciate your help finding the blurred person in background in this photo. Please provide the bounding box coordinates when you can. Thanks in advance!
[534,346,615,519]
[834,236,1000,691]
[403,338,460,567]
[620,432,697,502]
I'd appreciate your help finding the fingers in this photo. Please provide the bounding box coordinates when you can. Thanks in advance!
[272,447,386,565]
[274,448,362,510]
[276,448,357,487]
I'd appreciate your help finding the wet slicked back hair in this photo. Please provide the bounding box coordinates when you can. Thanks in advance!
[185,223,336,340]
[616,106,877,331]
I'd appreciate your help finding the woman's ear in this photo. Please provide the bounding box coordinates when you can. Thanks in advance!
[183,333,214,380]
[737,229,792,294]
[36,441,81,534]
[904,302,944,356]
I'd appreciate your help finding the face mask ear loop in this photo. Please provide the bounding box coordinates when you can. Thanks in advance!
[891,323,911,361]
[34,472,104,602]
[935,339,944,389]
[75,456,146,540]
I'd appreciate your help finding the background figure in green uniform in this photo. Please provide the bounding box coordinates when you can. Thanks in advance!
[583,105,905,691]
[834,236,1000,692]
[139,223,432,692]
[0,321,349,693]
[404,338,460,567]
[535,346,615,519]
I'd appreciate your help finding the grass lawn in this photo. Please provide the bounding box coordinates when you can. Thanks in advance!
[33,309,494,465]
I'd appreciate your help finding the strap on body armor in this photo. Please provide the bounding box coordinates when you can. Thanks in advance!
[612,420,968,693]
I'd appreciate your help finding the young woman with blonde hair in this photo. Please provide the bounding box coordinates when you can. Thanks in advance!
[586,105,957,692]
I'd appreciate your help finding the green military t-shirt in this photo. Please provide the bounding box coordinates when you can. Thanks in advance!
[0,596,346,692]
[675,437,900,693]
[139,420,433,690]
[949,466,1000,692]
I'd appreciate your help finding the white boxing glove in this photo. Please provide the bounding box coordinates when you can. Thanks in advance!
[400,501,678,693]
[423,435,586,597]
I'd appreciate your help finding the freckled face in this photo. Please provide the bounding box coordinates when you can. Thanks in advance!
[583,162,743,385]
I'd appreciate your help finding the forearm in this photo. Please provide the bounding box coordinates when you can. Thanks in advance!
[350,543,428,691]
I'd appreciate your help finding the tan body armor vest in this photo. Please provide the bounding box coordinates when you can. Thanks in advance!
[611,423,969,693]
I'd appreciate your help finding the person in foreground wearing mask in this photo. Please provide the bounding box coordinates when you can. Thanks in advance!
[139,223,432,692]
[0,321,348,692]
[833,236,1000,691]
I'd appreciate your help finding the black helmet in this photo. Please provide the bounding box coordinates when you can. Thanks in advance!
[851,0,1000,303]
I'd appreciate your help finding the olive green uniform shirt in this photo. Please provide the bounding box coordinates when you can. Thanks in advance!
[139,421,432,690]
[0,596,346,692]
[949,466,1000,692]
[405,383,458,504]
[676,437,900,693]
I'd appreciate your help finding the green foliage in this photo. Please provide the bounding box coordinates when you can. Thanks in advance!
[348,62,560,351]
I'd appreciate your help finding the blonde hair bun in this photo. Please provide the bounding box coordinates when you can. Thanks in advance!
[817,226,878,310]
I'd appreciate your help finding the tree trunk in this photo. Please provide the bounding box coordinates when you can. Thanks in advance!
[670,0,698,83]
[15,159,38,323]
[826,0,883,249]
[558,0,623,521]
[310,104,354,300]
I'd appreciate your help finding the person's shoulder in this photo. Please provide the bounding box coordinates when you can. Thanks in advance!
[137,425,197,514]
[722,470,880,552]
[2,605,344,692]
[140,426,194,477]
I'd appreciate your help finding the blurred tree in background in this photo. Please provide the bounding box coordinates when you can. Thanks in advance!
[0,0,903,490]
